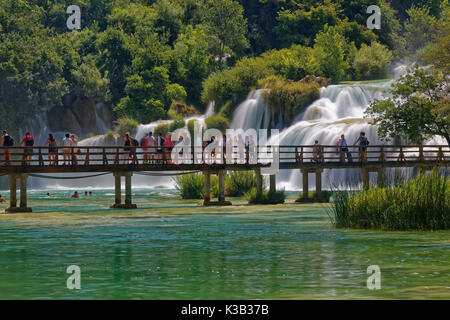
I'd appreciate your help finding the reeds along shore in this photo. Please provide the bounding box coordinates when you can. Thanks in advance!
[329,172,449,231]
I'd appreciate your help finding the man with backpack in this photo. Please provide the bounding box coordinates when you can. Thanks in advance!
[20,132,35,165]
[156,132,165,164]
[354,132,370,162]
[1,130,14,164]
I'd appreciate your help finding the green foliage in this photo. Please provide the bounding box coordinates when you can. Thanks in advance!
[296,191,332,203]
[1,0,445,135]
[366,67,450,146]
[421,6,450,74]
[205,116,229,132]
[174,172,218,199]
[168,119,186,132]
[245,188,286,204]
[226,171,257,197]
[401,6,438,59]
[263,79,320,124]
[174,24,211,105]
[330,173,449,230]
[168,101,200,119]
[313,25,349,82]
[201,0,249,62]
[113,117,139,136]
[274,1,340,47]
[352,42,393,80]
[174,173,205,199]
[71,56,111,101]
[155,123,170,137]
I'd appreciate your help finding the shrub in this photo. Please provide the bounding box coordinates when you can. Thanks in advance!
[168,101,200,118]
[245,188,286,204]
[296,190,332,203]
[155,123,169,137]
[173,173,218,199]
[217,100,236,120]
[168,119,186,132]
[226,171,257,197]
[263,79,320,124]
[113,117,139,136]
[205,116,229,132]
[174,173,204,199]
[329,173,449,230]
[104,130,117,145]
[352,42,393,80]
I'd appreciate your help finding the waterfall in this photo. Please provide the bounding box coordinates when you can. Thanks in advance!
[229,80,414,190]
[230,89,270,131]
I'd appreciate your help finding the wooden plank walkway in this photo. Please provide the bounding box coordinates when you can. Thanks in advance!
[0,145,448,212]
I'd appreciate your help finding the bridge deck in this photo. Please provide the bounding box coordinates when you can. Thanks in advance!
[0,145,448,174]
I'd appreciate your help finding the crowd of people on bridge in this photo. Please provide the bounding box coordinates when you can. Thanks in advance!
[1,129,370,165]
[311,132,370,163]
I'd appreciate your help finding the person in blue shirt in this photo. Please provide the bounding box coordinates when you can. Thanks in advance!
[338,134,353,162]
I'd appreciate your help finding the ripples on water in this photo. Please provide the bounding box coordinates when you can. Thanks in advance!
[0,189,448,299]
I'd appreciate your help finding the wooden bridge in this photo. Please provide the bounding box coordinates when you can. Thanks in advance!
[1,144,448,212]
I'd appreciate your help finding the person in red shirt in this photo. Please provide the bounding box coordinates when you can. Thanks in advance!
[20,132,35,165]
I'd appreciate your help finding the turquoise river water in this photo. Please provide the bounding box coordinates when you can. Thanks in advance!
[0,189,448,299]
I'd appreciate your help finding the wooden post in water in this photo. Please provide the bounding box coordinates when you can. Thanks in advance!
[377,168,385,188]
[270,174,276,193]
[218,170,226,202]
[110,172,136,209]
[203,171,211,205]
[301,169,309,199]
[7,174,17,211]
[6,174,31,213]
[362,168,370,190]
[114,173,121,206]
[256,168,263,195]
[125,172,132,206]
[315,169,322,194]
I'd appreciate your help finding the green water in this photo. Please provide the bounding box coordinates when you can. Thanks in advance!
[0,189,448,299]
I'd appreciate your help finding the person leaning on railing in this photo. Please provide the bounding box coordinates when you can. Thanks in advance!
[20,132,35,165]
[1,130,13,164]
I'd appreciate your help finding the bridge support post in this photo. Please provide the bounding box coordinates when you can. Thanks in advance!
[377,168,386,188]
[114,172,121,206]
[301,169,309,199]
[256,168,263,196]
[6,174,32,213]
[315,169,322,194]
[362,168,370,190]
[203,170,231,206]
[218,170,226,202]
[110,172,137,209]
[270,174,276,193]
[203,171,211,205]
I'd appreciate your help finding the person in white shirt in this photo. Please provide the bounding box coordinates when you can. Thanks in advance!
[62,133,73,165]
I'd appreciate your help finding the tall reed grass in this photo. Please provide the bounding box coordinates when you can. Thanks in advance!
[329,173,449,230]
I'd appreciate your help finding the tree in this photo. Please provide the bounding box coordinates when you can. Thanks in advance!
[201,0,249,63]
[366,67,450,146]
[174,24,211,105]
[313,25,349,82]
[352,42,393,80]
[402,6,438,59]
[421,6,450,74]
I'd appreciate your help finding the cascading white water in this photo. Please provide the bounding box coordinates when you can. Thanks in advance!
[34,104,215,190]
[230,89,271,131]
[230,80,412,190]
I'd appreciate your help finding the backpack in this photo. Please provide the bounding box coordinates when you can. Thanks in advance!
[3,135,13,147]
[132,138,139,147]
[360,136,369,146]
[25,135,34,146]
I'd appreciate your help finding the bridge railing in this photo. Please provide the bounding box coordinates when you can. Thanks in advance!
[0,145,448,166]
